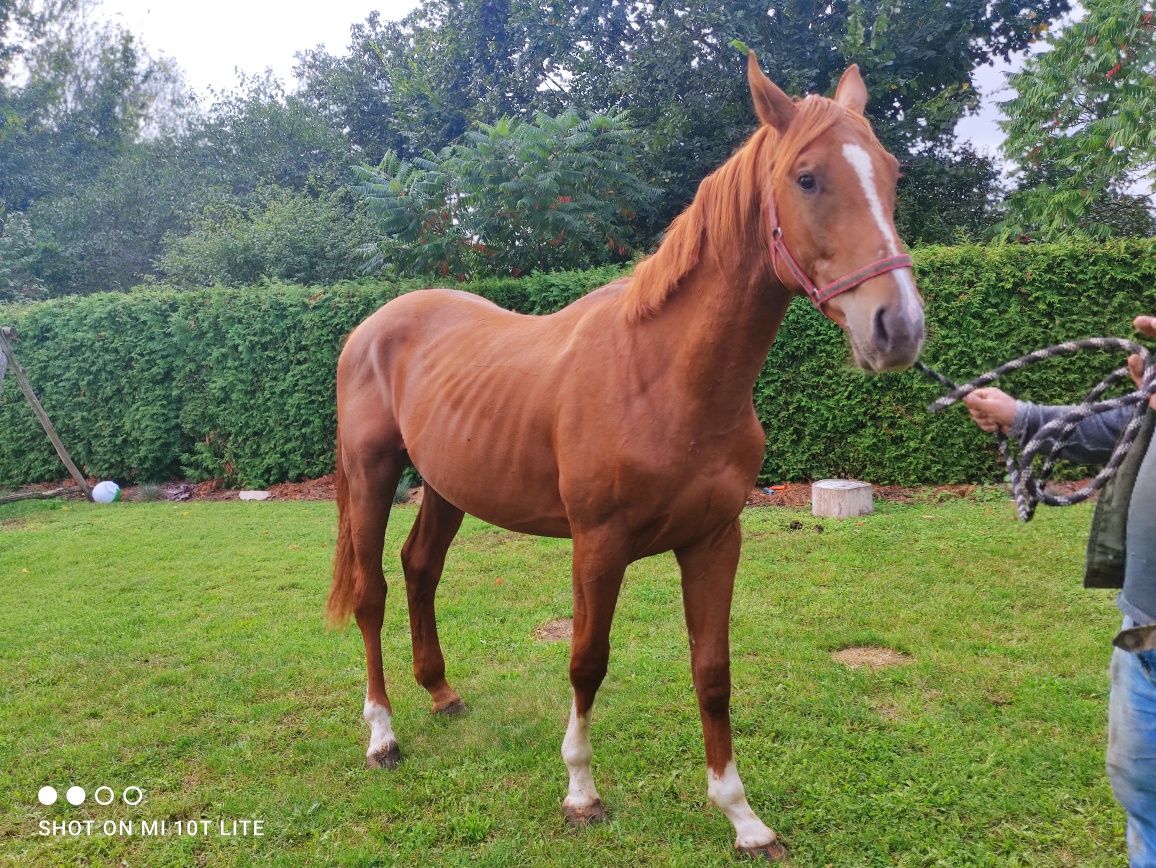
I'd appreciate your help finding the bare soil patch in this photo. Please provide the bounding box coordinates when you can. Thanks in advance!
[832,646,912,670]
[870,699,904,721]
[534,618,573,642]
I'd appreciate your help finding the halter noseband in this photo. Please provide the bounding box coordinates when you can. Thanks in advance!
[767,190,913,317]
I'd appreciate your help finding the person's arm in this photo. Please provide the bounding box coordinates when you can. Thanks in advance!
[1010,401,1133,466]
[963,314,1156,465]
[964,388,1132,464]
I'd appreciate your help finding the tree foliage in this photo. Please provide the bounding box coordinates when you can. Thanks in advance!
[0,0,1110,296]
[157,188,378,288]
[302,0,1069,244]
[357,110,658,278]
[0,209,44,301]
[894,148,1003,245]
[0,18,361,296]
[1000,0,1156,239]
[0,1,187,211]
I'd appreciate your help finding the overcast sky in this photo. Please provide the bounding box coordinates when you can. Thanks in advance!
[96,0,1013,156]
[98,1,418,95]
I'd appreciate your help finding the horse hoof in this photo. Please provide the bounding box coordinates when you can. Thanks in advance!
[563,799,609,826]
[366,742,401,770]
[736,838,789,862]
[433,698,468,717]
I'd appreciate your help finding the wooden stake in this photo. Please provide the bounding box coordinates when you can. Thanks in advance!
[0,485,82,505]
[0,327,92,500]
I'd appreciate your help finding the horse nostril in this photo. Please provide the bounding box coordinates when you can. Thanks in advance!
[873,306,891,352]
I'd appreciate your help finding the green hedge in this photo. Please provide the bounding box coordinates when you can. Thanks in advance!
[1,244,1154,489]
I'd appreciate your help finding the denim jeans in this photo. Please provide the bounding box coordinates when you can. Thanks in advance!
[1108,616,1156,867]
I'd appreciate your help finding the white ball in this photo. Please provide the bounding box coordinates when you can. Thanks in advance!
[92,481,121,503]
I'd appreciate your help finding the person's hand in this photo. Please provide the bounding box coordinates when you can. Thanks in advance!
[962,387,1017,434]
[1135,315,1156,340]
[1129,315,1156,410]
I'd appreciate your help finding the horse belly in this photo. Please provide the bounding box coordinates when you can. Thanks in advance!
[398,351,571,537]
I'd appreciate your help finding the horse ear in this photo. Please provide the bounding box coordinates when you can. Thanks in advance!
[834,64,868,114]
[747,51,795,133]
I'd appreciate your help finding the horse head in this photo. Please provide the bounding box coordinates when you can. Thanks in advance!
[748,52,925,372]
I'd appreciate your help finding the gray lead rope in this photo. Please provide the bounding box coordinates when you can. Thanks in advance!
[917,337,1156,522]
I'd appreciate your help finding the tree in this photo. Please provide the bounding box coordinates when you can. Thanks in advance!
[0,209,45,301]
[1000,0,1155,240]
[0,1,187,211]
[357,110,658,278]
[297,3,556,164]
[156,188,378,288]
[5,63,357,295]
[894,147,1004,245]
[302,0,1068,244]
[178,73,353,201]
[0,2,202,294]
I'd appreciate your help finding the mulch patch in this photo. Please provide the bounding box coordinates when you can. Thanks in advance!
[748,482,977,508]
[3,476,1097,507]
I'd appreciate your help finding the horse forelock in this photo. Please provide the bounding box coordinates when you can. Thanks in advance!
[622,95,873,322]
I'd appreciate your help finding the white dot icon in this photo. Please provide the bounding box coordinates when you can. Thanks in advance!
[65,786,85,806]
[37,786,57,805]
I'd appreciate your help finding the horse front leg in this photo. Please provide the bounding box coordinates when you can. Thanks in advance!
[562,529,628,826]
[675,520,787,860]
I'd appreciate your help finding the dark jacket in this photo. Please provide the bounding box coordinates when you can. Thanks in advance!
[1011,403,1156,652]
[1082,410,1156,591]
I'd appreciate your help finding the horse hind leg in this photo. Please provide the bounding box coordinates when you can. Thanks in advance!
[400,484,466,715]
[329,433,406,770]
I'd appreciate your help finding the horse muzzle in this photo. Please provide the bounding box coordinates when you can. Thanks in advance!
[856,300,925,372]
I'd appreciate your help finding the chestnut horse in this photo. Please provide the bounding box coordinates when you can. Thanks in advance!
[328,53,925,858]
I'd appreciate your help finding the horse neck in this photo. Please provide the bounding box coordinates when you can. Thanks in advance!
[648,243,792,419]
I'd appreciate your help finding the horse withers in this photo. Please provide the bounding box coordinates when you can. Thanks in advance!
[328,53,924,859]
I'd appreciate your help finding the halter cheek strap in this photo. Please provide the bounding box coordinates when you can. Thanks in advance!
[767,191,913,317]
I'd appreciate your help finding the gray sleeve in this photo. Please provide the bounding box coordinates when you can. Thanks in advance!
[1009,401,1132,465]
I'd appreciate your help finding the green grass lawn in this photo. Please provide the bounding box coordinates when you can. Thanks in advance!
[0,495,1128,866]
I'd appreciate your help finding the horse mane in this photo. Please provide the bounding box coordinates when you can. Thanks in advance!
[622,95,869,322]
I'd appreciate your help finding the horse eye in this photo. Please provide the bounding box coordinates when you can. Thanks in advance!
[797,173,817,192]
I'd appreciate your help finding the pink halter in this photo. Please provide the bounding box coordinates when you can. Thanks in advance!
[767,190,913,317]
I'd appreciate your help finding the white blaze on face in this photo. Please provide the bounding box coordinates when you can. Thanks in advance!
[841,142,921,320]
[707,761,778,849]
[561,700,600,808]
[364,696,396,756]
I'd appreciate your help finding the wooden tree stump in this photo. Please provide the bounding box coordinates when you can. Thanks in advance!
[811,479,874,518]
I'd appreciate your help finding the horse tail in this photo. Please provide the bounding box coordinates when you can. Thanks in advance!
[326,430,357,628]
